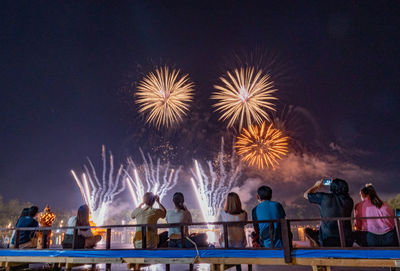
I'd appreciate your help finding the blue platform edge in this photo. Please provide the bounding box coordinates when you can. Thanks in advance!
[0,249,399,259]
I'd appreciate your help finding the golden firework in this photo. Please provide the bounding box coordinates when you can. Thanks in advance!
[235,122,288,169]
[136,66,194,129]
[212,67,277,130]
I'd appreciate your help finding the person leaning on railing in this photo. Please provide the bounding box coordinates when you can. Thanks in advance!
[304,179,353,247]
[354,184,398,247]
[131,192,166,248]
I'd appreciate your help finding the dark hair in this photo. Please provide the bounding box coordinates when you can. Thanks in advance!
[21,208,30,217]
[76,204,90,226]
[172,192,186,211]
[330,178,349,195]
[29,206,39,217]
[257,186,272,201]
[361,184,383,208]
[15,208,30,226]
[224,192,244,215]
[143,192,156,207]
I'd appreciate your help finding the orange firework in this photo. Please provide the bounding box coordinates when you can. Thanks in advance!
[136,66,194,129]
[235,122,288,169]
[212,67,277,130]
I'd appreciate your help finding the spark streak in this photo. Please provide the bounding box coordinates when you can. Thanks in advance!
[124,150,181,206]
[71,145,125,226]
[190,138,241,223]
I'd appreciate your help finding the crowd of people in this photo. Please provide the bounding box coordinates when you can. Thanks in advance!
[8,178,398,251]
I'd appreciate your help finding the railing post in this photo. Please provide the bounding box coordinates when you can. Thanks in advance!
[394,216,400,247]
[72,228,78,249]
[269,223,275,249]
[141,226,147,249]
[337,219,346,247]
[42,230,47,249]
[180,225,185,248]
[280,219,292,264]
[105,228,112,271]
[106,228,111,249]
[14,229,20,248]
[223,223,229,248]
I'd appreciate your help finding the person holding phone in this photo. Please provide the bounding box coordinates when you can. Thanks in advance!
[303,178,354,247]
[131,192,167,248]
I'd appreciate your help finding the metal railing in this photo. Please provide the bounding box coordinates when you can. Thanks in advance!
[1,216,400,264]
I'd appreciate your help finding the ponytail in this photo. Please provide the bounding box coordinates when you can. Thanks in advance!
[172,192,186,211]
[363,184,383,209]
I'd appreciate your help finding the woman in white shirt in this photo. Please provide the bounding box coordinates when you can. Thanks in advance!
[166,192,193,248]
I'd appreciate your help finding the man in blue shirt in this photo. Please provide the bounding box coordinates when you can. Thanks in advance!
[254,186,286,248]
[12,206,39,248]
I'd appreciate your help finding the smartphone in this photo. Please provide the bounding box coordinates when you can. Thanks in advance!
[323,179,332,185]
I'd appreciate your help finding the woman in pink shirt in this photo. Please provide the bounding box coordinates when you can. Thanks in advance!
[354,184,398,247]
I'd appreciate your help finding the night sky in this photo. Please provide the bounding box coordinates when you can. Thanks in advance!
[1,1,399,211]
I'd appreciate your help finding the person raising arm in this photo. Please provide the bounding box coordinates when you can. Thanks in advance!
[304,180,323,199]
[131,192,166,248]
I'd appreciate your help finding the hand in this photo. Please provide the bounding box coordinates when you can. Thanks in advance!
[139,202,145,208]
[154,195,160,202]
[314,180,323,188]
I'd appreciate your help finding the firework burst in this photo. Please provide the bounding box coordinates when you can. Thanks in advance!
[212,67,277,130]
[136,66,194,129]
[235,122,288,169]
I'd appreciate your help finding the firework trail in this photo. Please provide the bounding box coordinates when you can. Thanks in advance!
[212,66,277,130]
[190,138,242,223]
[71,146,125,226]
[235,122,288,169]
[136,66,195,129]
[124,149,181,206]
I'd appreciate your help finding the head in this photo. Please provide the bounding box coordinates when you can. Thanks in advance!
[76,204,90,226]
[29,206,39,218]
[21,208,30,218]
[224,192,244,215]
[361,184,383,208]
[143,192,156,207]
[330,178,349,195]
[360,186,369,200]
[172,192,186,211]
[257,185,272,201]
